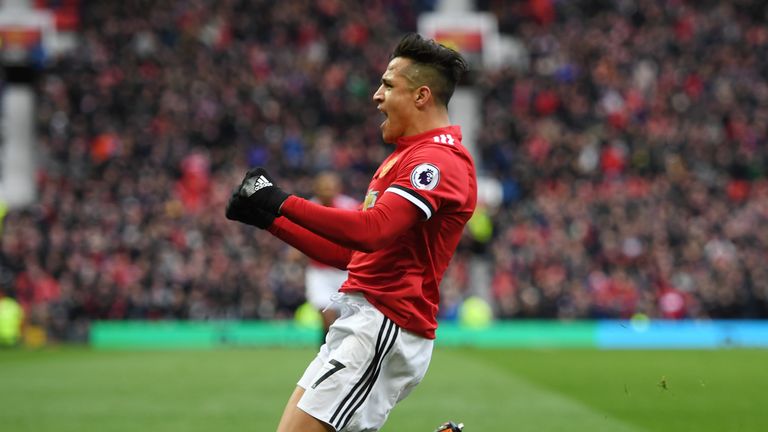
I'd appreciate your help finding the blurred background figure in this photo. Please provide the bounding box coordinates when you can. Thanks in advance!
[304,172,359,341]
[0,288,24,347]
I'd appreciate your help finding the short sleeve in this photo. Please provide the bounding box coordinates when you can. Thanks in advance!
[385,145,467,220]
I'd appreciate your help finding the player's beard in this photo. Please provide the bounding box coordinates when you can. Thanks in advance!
[380,113,404,144]
[380,117,392,143]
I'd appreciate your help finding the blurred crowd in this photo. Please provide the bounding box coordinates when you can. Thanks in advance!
[1,0,767,340]
[477,0,768,319]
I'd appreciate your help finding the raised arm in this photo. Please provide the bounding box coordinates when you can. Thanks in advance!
[266,217,353,270]
[279,192,422,253]
[226,167,423,253]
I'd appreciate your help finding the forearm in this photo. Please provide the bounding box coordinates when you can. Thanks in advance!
[267,217,352,270]
[279,193,420,253]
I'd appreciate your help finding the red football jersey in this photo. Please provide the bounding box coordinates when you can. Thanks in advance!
[308,194,359,269]
[340,125,477,338]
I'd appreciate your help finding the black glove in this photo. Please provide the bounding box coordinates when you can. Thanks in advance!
[225,187,278,229]
[236,167,291,216]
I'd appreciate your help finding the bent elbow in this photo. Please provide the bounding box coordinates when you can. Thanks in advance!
[353,243,378,254]
[331,261,349,271]
[352,237,391,253]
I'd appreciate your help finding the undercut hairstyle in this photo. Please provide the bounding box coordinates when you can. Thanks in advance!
[391,33,468,107]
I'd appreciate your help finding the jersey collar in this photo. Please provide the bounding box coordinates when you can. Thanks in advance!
[395,125,462,149]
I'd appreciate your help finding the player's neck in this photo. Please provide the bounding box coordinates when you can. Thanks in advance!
[405,109,451,136]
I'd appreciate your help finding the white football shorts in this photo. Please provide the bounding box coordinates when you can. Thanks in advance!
[296,293,434,431]
[305,266,349,310]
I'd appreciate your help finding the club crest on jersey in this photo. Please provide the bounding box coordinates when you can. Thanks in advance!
[378,156,399,178]
[410,163,440,190]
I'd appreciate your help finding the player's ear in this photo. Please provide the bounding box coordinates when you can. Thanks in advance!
[414,86,432,108]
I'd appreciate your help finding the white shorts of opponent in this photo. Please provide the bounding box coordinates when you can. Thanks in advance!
[296,293,434,431]
[305,266,349,311]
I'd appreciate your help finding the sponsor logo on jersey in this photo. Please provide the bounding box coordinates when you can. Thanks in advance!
[410,163,440,191]
[363,190,379,210]
[241,175,273,197]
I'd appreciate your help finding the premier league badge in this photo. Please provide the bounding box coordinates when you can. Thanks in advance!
[410,163,440,190]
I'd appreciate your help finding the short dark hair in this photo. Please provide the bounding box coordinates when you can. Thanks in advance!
[391,33,468,107]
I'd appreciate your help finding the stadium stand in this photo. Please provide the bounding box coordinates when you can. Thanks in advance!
[0,0,766,342]
[477,0,768,319]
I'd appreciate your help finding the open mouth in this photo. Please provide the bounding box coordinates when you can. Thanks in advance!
[378,107,388,128]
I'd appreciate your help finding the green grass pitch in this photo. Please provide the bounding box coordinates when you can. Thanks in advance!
[1,347,766,431]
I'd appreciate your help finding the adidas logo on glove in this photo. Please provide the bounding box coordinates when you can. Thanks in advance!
[241,175,273,197]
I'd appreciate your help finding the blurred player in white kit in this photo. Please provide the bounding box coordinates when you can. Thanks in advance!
[305,172,359,339]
